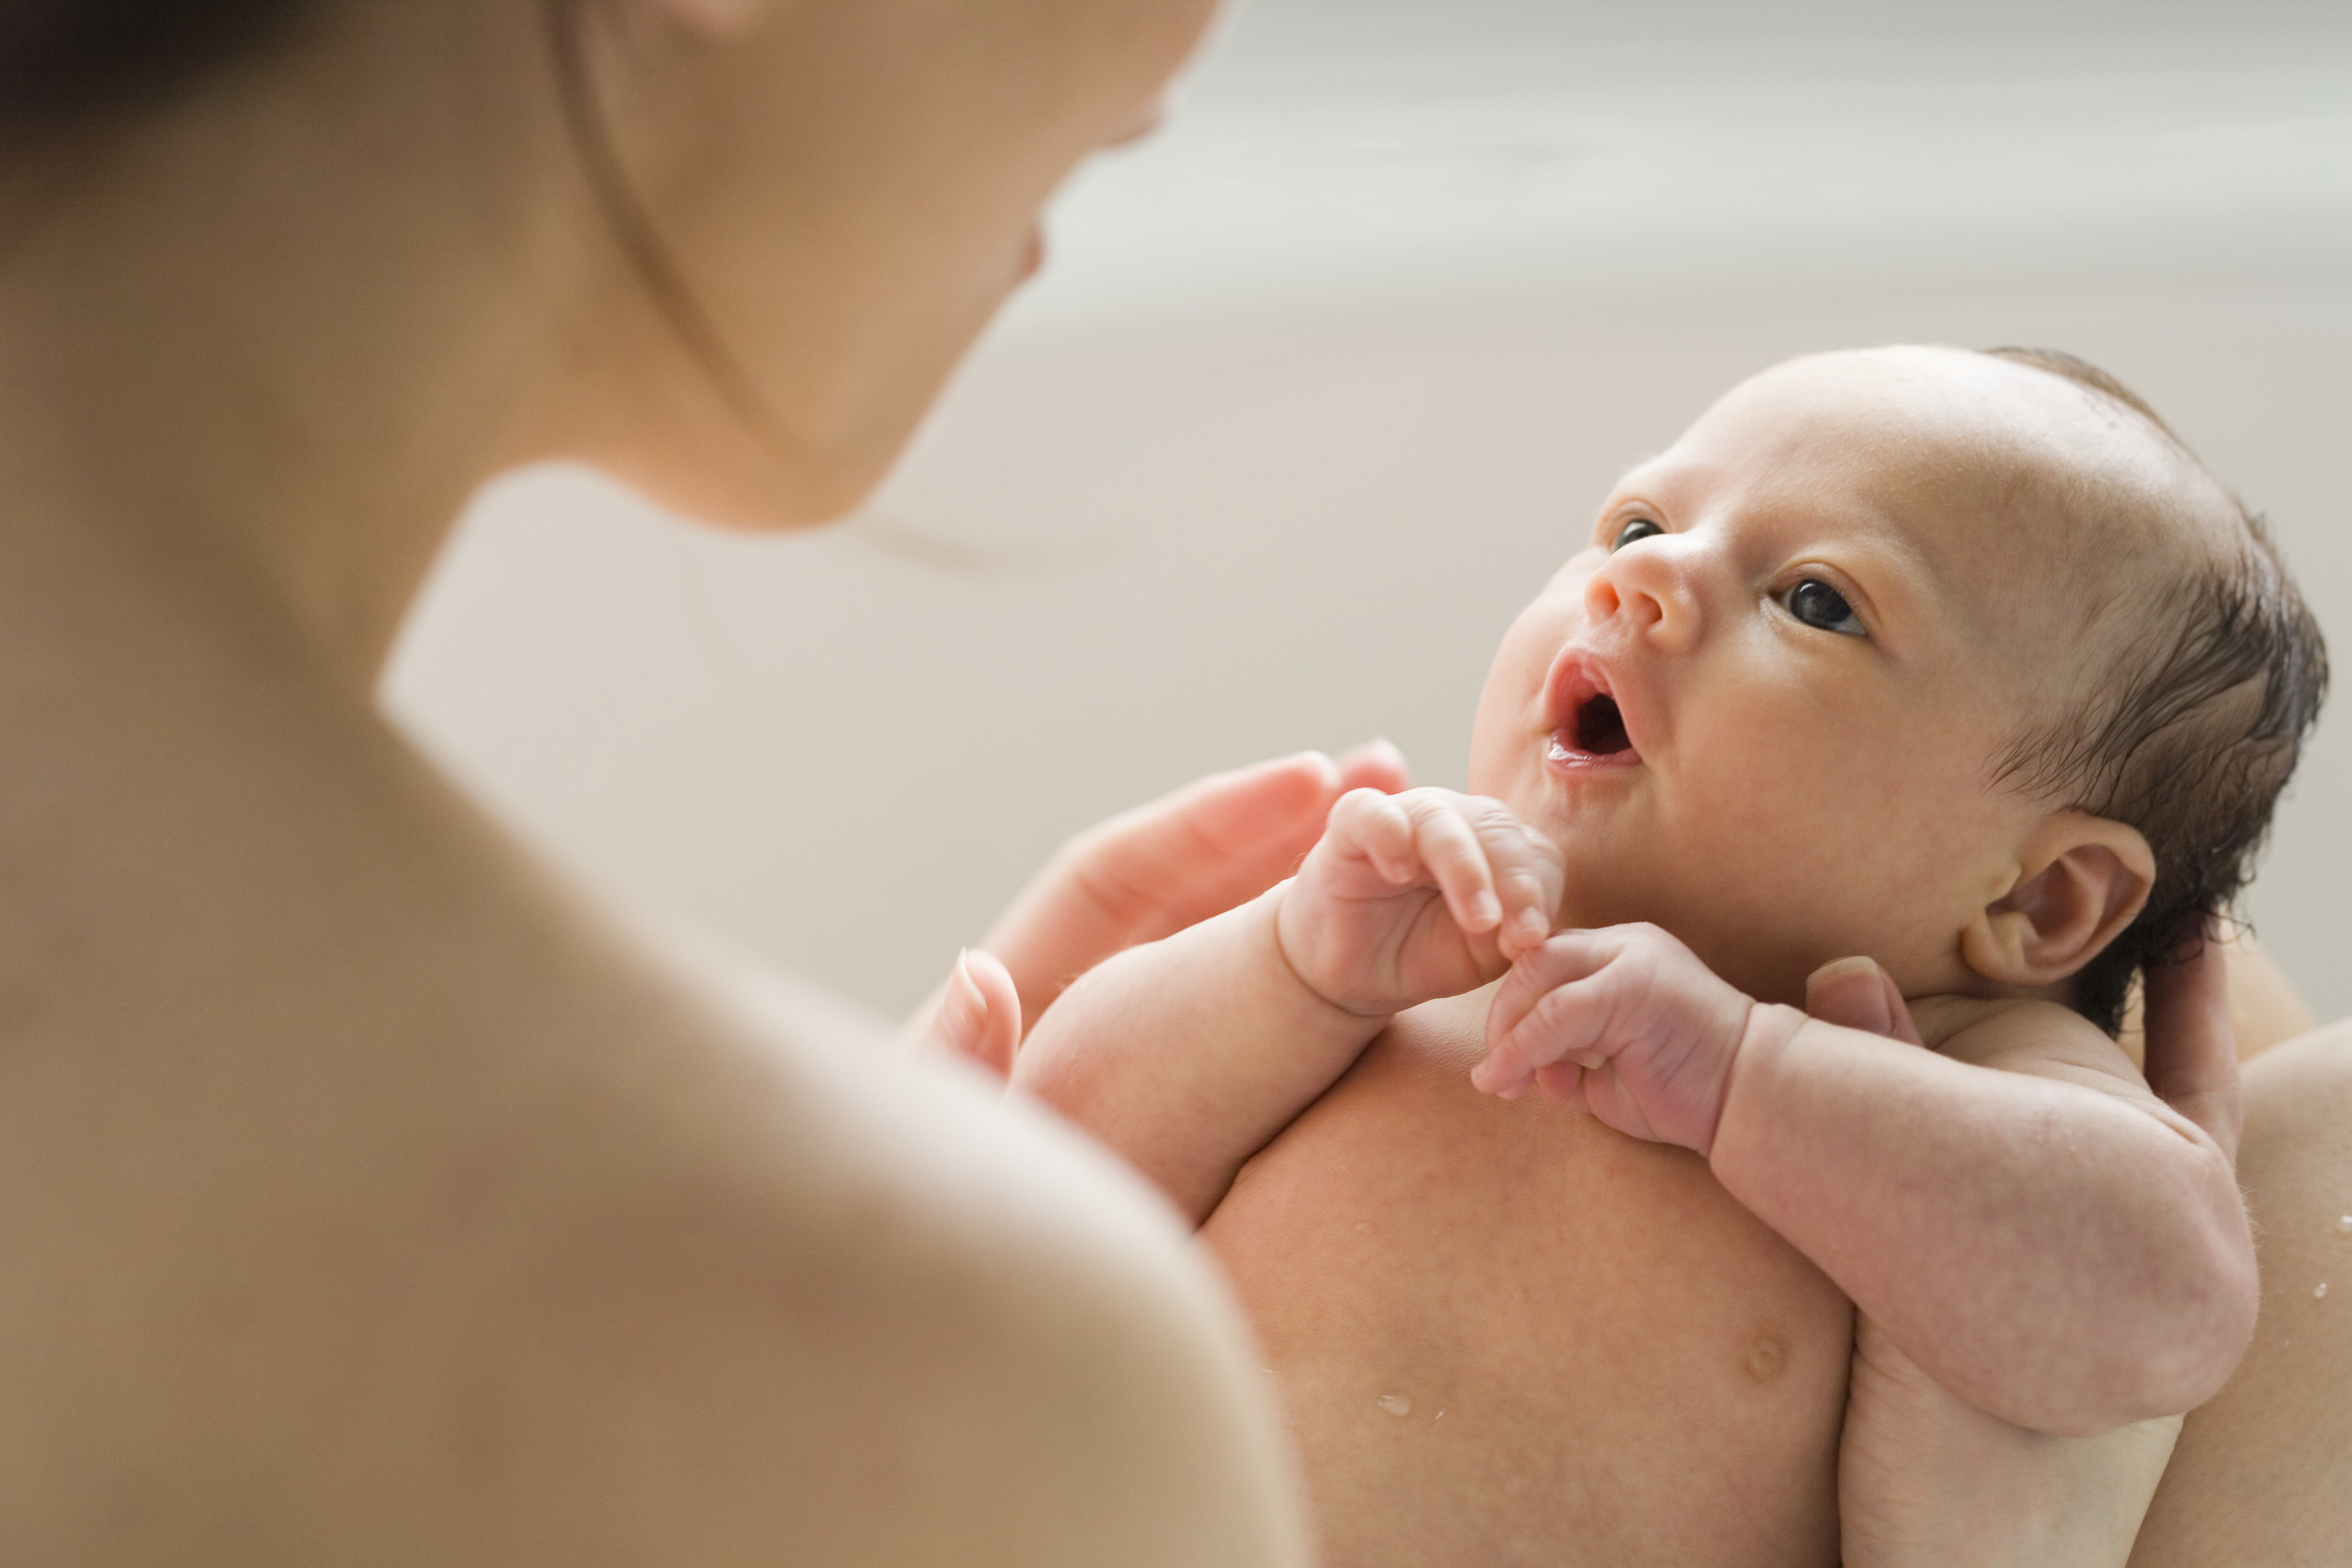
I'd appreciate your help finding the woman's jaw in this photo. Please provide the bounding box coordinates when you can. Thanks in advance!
[524,0,1226,533]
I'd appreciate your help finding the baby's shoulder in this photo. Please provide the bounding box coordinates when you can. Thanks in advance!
[1910,993,2147,1093]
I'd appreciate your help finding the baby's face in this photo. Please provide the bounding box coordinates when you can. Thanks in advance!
[1468,347,2187,1004]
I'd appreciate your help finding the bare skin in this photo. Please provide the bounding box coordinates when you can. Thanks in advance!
[1014,350,2278,1564]
[2132,1017,2352,1568]
[5,0,2305,1556]
[1205,990,1852,1567]
[0,0,1319,1562]
[938,757,2272,1568]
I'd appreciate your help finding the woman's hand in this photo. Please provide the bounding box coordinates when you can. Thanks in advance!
[1828,935,2238,1567]
[908,742,1412,1073]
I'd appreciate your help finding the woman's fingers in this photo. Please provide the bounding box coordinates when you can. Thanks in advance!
[1804,955,1924,1046]
[2141,919,2241,1166]
[982,747,1394,1030]
[1334,738,1413,797]
[906,947,1023,1079]
[1052,750,1346,934]
[942,949,1024,1077]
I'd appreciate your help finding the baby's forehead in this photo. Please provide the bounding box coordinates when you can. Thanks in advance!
[1650,347,2227,625]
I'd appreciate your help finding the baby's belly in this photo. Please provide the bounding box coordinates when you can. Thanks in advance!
[1202,1001,1850,1568]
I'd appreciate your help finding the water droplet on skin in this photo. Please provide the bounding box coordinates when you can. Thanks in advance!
[2335,1214,2352,1236]
[1356,1222,1371,1234]
[2318,1283,2331,1300]
[1376,1393,1414,1417]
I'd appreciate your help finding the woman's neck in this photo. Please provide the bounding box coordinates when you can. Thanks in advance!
[0,0,583,694]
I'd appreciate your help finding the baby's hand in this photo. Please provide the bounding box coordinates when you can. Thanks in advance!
[1475,924,1755,1154]
[1276,788,1564,1018]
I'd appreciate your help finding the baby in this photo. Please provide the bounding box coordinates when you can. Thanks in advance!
[1013,346,2327,1566]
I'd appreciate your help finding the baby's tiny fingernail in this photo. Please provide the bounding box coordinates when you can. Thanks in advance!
[1515,907,1548,941]
[1472,892,1502,929]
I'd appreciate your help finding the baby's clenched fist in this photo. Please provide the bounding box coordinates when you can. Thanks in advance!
[1475,923,1758,1154]
[1276,787,1565,1020]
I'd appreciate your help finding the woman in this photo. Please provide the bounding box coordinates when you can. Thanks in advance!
[0,1,1305,1560]
[0,0,2306,1561]
[2131,1007,2352,1565]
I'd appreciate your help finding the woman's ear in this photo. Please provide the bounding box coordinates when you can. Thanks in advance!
[1961,812,2155,988]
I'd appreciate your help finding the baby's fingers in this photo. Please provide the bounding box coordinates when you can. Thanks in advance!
[1533,1060,1586,1106]
[1478,980,1615,1094]
[1486,929,1616,1039]
[1472,813,1564,957]
[1475,931,1619,1094]
[1403,792,1503,936]
[1323,786,1421,885]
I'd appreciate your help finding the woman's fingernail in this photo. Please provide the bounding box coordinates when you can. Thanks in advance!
[948,949,989,1037]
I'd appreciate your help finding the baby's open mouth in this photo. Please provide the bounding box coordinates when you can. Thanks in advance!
[1573,693,1632,757]
[1542,654,1643,770]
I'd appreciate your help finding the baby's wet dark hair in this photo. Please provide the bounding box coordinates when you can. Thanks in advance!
[1981,347,2328,1034]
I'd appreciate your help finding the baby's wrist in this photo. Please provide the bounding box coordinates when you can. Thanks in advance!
[1265,880,1398,1028]
[1708,1000,1809,1159]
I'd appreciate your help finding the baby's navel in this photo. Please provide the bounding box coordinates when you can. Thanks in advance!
[1744,1331,1788,1384]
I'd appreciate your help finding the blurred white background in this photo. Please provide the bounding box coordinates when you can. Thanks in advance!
[387,0,2352,1023]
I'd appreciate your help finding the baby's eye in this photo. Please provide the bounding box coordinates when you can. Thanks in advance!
[1781,579,1866,636]
[1610,517,1663,551]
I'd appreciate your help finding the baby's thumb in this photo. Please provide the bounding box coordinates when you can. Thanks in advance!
[1804,956,1925,1047]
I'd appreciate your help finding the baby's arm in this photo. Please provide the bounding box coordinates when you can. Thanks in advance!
[1018,789,1563,1223]
[1476,927,2257,1437]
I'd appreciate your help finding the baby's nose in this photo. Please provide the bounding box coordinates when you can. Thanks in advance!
[1584,547,1700,652]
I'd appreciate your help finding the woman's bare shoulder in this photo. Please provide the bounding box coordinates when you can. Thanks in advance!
[467,930,1312,1568]
[0,880,1304,1566]
[2132,1018,2352,1567]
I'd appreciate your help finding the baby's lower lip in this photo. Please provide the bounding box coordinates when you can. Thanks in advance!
[1545,730,1643,771]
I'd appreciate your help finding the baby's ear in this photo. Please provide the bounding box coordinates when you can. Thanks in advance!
[1962,813,2155,989]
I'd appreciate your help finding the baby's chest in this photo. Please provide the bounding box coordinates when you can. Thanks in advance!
[1202,1010,1853,1567]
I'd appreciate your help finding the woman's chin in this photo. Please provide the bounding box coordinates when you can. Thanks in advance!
[590,424,897,535]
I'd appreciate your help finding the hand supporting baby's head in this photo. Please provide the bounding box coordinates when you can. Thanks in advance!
[1468,343,2327,1027]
